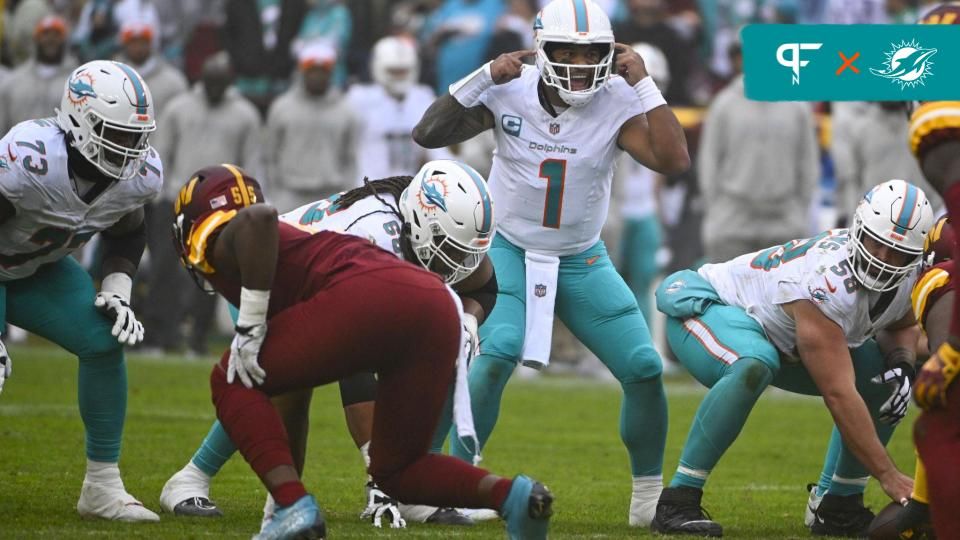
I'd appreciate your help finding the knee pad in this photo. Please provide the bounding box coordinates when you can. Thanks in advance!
[480,322,524,361]
[730,358,775,396]
[614,344,664,384]
[76,329,124,362]
[470,353,517,390]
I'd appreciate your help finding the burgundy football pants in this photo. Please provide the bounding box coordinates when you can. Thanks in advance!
[914,381,960,539]
[210,265,502,509]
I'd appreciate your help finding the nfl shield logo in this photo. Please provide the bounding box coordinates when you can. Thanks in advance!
[534,284,547,297]
[549,123,560,135]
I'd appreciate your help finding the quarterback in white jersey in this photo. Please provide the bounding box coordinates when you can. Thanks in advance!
[652,180,933,537]
[159,160,500,528]
[0,60,162,522]
[413,0,689,528]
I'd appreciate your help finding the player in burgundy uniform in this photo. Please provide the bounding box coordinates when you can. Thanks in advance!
[171,164,553,540]
[906,214,960,539]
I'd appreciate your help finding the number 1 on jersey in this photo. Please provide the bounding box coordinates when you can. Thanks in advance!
[539,159,566,229]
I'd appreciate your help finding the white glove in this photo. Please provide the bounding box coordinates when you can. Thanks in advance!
[228,323,267,388]
[359,482,406,529]
[0,338,11,396]
[872,362,915,425]
[94,273,144,345]
[462,313,480,367]
[228,287,271,388]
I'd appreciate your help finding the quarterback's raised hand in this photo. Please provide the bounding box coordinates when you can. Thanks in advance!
[0,338,11,396]
[871,362,914,425]
[490,50,535,84]
[614,43,651,86]
[94,272,144,345]
[360,482,406,529]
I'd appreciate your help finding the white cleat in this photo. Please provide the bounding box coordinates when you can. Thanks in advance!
[459,507,500,521]
[804,483,823,528]
[77,480,159,522]
[160,463,220,517]
[629,477,663,527]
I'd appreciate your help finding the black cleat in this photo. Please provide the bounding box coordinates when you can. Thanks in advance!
[810,493,874,537]
[651,486,723,537]
[172,496,223,517]
[425,507,475,526]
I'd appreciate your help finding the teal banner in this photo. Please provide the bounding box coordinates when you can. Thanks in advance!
[742,24,960,101]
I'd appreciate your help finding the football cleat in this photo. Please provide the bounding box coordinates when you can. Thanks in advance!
[810,493,875,537]
[77,480,160,522]
[399,503,474,525]
[501,475,554,540]
[804,483,823,528]
[253,494,326,540]
[460,507,501,521]
[650,486,722,537]
[160,463,221,517]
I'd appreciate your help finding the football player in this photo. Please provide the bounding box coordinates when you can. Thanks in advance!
[0,60,162,521]
[412,0,689,527]
[346,36,451,180]
[160,160,496,527]
[651,179,931,537]
[908,213,959,538]
[907,5,960,538]
[169,163,552,539]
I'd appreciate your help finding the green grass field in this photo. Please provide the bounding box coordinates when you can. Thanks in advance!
[0,344,916,539]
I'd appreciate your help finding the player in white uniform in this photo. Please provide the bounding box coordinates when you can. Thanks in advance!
[0,60,162,521]
[346,36,450,181]
[652,180,932,537]
[413,0,690,527]
[160,160,498,527]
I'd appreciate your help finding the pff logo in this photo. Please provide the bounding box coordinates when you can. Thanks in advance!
[776,42,823,85]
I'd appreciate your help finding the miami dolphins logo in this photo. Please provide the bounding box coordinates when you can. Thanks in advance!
[67,72,97,105]
[870,39,937,90]
[416,175,448,213]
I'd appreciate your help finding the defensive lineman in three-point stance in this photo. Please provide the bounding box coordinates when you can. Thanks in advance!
[413,0,689,526]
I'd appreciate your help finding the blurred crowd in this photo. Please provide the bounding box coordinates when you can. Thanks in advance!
[0,0,945,361]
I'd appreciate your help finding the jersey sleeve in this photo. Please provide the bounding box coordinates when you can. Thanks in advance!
[908,101,960,160]
[136,147,163,200]
[912,264,953,333]
[0,130,47,205]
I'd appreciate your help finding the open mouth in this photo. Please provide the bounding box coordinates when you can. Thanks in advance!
[569,75,590,91]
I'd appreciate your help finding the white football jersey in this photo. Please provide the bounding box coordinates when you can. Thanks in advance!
[698,229,915,357]
[281,191,404,257]
[347,84,445,182]
[0,118,162,281]
[480,66,645,255]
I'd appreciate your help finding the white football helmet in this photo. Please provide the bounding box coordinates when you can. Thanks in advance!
[534,0,615,107]
[57,60,156,180]
[847,179,934,292]
[371,36,419,97]
[632,42,670,92]
[399,160,495,284]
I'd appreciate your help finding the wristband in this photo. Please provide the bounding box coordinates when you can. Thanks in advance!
[633,76,667,113]
[237,287,270,329]
[449,62,494,108]
[100,272,133,301]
